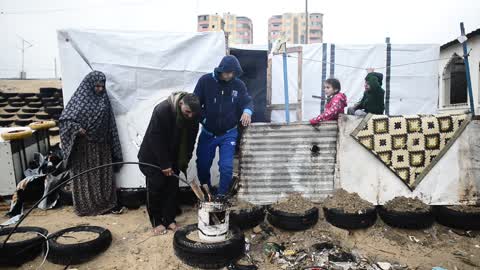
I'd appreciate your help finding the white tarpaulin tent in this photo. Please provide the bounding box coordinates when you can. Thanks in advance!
[271,43,440,122]
[58,29,226,188]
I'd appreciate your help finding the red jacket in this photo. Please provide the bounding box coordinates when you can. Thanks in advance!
[310,92,347,125]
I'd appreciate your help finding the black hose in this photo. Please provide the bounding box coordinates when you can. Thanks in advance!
[1,161,189,248]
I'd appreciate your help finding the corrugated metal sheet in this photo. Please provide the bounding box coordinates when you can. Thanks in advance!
[237,121,338,205]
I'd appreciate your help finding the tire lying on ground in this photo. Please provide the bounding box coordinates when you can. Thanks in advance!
[174,224,245,269]
[433,205,480,230]
[378,196,434,229]
[323,189,377,230]
[29,120,56,130]
[0,226,48,267]
[1,129,33,141]
[46,226,112,265]
[230,206,266,230]
[267,194,319,231]
[117,188,146,209]
[267,207,319,231]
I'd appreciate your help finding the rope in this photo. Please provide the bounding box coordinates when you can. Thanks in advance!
[287,55,453,71]
[35,232,49,270]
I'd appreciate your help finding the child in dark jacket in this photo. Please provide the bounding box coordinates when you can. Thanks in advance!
[348,68,385,115]
[310,78,347,125]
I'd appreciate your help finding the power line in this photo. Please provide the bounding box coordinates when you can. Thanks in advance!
[287,55,452,70]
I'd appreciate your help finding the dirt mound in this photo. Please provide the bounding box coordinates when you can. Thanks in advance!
[56,231,99,244]
[271,194,316,214]
[323,189,374,214]
[384,196,430,213]
[230,198,256,211]
[0,232,39,242]
[446,205,480,213]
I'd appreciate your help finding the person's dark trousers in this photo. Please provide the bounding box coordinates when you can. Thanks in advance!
[145,171,179,228]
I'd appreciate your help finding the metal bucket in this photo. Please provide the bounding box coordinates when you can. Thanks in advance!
[197,201,230,242]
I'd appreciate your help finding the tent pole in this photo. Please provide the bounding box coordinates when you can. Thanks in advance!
[460,22,475,116]
[282,44,290,124]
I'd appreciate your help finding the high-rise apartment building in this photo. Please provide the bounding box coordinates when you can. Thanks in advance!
[197,13,253,45]
[268,13,323,46]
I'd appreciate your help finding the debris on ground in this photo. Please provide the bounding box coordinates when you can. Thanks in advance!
[383,196,430,213]
[323,189,374,214]
[271,194,316,214]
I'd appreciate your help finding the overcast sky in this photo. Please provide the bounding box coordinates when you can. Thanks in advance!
[1,0,479,78]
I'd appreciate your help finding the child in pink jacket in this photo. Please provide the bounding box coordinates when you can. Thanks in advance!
[310,78,347,125]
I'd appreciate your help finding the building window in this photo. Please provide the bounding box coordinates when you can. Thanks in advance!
[272,23,281,27]
[199,15,208,21]
[200,24,209,29]
[212,25,215,29]
[443,54,468,106]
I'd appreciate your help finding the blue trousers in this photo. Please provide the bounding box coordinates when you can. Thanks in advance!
[196,128,238,195]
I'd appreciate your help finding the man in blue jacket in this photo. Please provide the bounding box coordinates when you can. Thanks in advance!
[194,55,254,196]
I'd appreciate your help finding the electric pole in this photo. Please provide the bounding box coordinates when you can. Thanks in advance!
[17,35,33,79]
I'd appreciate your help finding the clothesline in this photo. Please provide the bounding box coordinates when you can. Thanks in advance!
[286,55,453,71]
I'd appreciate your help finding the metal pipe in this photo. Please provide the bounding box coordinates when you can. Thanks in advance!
[282,49,290,124]
[460,22,475,116]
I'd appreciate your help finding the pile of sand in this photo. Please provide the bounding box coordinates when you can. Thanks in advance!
[271,194,316,214]
[0,232,39,243]
[323,189,374,214]
[446,205,480,213]
[384,196,430,213]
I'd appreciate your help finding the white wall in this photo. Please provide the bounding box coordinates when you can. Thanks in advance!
[336,115,480,205]
[439,35,480,114]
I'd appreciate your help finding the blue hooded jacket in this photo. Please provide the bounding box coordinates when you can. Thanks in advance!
[194,55,254,135]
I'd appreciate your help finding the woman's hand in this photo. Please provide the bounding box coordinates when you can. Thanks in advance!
[79,128,87,136]
[240,113,251,127]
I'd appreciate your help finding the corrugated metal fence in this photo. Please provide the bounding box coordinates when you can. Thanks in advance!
[237,122,338,205]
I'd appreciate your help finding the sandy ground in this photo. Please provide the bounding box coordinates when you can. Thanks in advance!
[0,80,62,93]
[0,203,479,270]
[0,206,197,270]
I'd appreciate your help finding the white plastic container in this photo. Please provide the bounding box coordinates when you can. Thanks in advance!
[197,201,230,242]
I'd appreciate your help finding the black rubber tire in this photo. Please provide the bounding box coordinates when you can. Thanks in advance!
[433,205,480,230]
[117,188,146,209]
[18,93,36,99]
[0,226,48,267]
[4,107,20,113]
[230,206,266,230]
[323,207,377,230]
[46,226,112,265]
[27,102,43,108]
[173,224,245,269]
[267,207,319,231]
[45,107,63,116]
[378,206,434,229]
[0,120,14,127]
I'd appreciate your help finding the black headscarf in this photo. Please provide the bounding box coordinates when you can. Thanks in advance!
[59,71,123,165]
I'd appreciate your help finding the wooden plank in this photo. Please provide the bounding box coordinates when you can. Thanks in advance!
[267,104,299,110]
[273,46,303,55]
